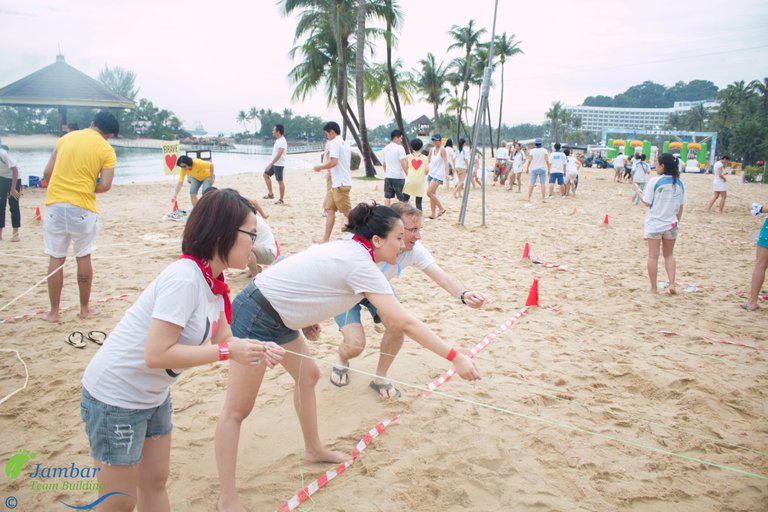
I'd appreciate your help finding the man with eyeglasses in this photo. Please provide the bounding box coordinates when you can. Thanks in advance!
[330,201,488,398]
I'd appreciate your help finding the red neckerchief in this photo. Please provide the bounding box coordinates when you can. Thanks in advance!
[179,255,232,324]
[351,235,376,262]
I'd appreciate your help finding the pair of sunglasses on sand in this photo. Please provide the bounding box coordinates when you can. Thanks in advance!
[66,331,107,349]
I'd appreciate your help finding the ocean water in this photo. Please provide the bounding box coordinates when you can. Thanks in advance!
[9,145,310,186]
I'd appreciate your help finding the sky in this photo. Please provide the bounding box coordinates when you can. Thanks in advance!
[1,0,767,135]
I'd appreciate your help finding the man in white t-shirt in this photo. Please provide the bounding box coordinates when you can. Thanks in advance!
[263,124,288,204]
[526,138,550,202]
[330,202,489,398]
[613,152,626,182]
[381,129,408,205]
[547,142,567,198]
[0,144,21,242]
[313,121,352,242]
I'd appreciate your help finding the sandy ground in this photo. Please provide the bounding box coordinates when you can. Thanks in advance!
[0,155,766,511]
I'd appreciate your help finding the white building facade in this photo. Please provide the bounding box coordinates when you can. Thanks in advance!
[565,101,718,132]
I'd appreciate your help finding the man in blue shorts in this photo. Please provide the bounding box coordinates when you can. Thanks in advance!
[547,142,567,198]
[526,138,550,203]
[329,202,488,398]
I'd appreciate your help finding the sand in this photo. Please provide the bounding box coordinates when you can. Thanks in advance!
[0,155,766,511]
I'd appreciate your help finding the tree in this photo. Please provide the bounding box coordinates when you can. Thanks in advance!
[355,0,376,176]
[98,65,139,101]
[236,110,249,134]
[364,61,417,118]
[382,0,408,151]
[417,53,448,133]
[749,78,768,109]
[447,19,486,141]
[493,32,523,149]
[546,101,564,142]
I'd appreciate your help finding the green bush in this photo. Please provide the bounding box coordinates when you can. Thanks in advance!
[743,165,766,183]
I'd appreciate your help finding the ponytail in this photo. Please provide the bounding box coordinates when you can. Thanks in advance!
[658,153,679,187]
[343,202,401,240]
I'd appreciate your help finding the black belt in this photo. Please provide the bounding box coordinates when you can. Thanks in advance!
[251,285,286,327]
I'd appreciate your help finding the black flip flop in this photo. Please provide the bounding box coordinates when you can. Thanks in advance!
[66,332,86,349]
[330,366,349,387]
[369,380,401,399]
[86,331,107,345]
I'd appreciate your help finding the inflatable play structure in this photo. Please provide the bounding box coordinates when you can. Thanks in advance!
[600,129,717,172]
[663,141,707,172]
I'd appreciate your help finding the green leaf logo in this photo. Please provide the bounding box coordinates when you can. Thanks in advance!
[5,449,36,481]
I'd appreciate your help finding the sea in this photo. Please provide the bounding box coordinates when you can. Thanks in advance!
[10,144,311,186]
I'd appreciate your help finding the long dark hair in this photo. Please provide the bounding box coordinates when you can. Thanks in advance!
[343,202,401,240]
[657,153,680,186]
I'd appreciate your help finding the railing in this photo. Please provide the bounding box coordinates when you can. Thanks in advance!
[110,140,326,155]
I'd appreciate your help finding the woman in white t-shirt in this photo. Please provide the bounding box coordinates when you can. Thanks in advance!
[427,134,449,219]
[563,148,581,196]
[215,202,480,510]
[80,189,284,510]
[452,138,469,198]
[631,153,650,205]
[637,153,686,294]
[507,142,526,193]
[705,155,728,213]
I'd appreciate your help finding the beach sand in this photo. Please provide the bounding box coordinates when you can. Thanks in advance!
[0,156,766,511]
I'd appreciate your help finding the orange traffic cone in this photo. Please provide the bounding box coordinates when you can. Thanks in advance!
[525,279,539,307]
[522,242,530,260]
[173,199,179,212]
[603,214,609,225]
[35,207,42,221]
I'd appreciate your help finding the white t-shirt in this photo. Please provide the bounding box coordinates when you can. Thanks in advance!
[454,147,468,169]
[496,147,508,162]
[643,175,687,234]
[0,148,19,179]
[326,137,352,187]
[565,156,579,175]
[253,215,277,265]
[272,136,287,167]
[255,239,393,329]
[428,147,446,181]
[613,154,626,170]
[382,142,407,179]
[528,147,548,170]
[444,146,454,165]
[82,259,225,409]
[380,241,435,281]
[713,161,726,191]
[549,151,567,174]
[512,151,525,172]
[632,161,649,184]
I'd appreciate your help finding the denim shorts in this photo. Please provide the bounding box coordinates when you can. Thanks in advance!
[530,168,546,185]
[334,298,379,328]
[80,387,172,465]
[644,226,679,240]
[427,175,444,185]
[188,177,212,194]
[549,173,564,185]
[231,281,300,345]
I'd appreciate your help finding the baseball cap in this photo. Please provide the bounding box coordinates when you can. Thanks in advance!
[431,134,441,141]
[535,138,542,146]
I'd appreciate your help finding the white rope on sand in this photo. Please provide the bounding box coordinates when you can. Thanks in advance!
[0,349,29,406]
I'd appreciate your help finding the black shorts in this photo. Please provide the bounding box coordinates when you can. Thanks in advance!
[384,178,407,200]
[265,165,285,181]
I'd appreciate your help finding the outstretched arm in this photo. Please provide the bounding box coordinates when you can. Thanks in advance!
[422,263,488,308]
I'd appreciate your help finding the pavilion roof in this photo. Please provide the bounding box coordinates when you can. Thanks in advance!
[410,115,432,125]
[0,55,135,109]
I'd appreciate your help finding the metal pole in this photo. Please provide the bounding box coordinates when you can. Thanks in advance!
[459,0,499,226]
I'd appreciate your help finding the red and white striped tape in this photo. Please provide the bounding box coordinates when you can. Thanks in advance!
[277,416,397,512]
[423,305,531,397]
[0,293,131,325]
[658,330,764,351]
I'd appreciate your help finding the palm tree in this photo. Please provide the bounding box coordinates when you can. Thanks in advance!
[355,0,376,176]
[469,43,495,152]
[749,78,768,109]
[546,101,565,142]
[493,33,523,148]
[417,53,448,133]
[247,106,259,137]
[236,110,249,135]
[365,61,417,117]
[382,0,408,150]
[447,19,486,141]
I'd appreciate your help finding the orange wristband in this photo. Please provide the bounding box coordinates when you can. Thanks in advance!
[446,348,458,362]
[218,342,230,361]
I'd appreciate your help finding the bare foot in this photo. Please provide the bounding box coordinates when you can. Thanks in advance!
[43,311,60,323]
[668,285,677,295]
[303,447,351,464]
[649,288,658,295]
[11,234,20,242]
[79,307,100,319]
[217,495,248,512]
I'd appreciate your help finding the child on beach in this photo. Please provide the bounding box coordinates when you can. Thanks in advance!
[79,189,284,511]
[403,138,429,211]
[636,153,686,294]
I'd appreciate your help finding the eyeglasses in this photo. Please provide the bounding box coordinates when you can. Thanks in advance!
[404,227,422,234]
[238,229,258,243]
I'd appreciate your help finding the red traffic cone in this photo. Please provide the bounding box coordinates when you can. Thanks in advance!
[603,214,609,225]
[172,199,179,212]
[522,242,530,260]
[525,279,539,307]
[35,207,42,221]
